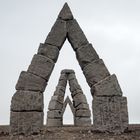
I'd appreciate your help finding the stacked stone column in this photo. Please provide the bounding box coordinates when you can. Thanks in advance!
[63,3,129,133]
[68,71,91,126]
[47,69,91,127]
[47,72,67,126]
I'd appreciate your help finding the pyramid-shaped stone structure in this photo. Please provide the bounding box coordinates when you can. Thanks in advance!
[47,69,91,127]
[10,3,128,136]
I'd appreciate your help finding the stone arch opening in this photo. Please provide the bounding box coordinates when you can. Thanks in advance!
[46,69,91,127]
[10,3,128,135]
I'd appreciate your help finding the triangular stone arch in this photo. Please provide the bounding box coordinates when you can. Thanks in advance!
[47,69,91,127]
[10,3,128,135]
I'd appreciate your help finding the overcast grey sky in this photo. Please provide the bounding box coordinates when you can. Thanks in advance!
[0,0,140,125]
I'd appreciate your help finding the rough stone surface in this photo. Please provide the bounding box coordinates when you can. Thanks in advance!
[76,43,99,69]
[47,118,62,127]
[73,94,87,107]
[71,89,83,97]
[16,71,47,92]
[61,69,75,74]
[75,117,91,126]
[75,110,91,117]
[83,59,110,87]
[45,19,67,49]
[67,19,89,50]
[93,96,128,133]
[11,91,43,111]
[47,110,62,119]
[69,78,81,92]
[48,100,63,110]
[10,111,43,135]
[58,2,73,20]
[38,43,59,63]
[68,73,76,80]
[91,74,123,97]
[51,95,64,104]
[76,103,89,110]
[28,54,54,81]
[54,86,66,97]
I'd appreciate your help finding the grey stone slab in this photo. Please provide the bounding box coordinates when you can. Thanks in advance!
[51,95,64,104]
[28,54,54,81]
[73,93,87,107]
[47,118,62,127]
[67,19,89,50]
[45,19,67,49]
[83,59,110,87]
[58,3,73,20]
[93,96,128,133]
[47,110,62,119]
[74,117,91,126]
[76,103,89,110]
[57,79,67,88]
[71,89,83,97]
[76,43,99,69]
[11,90,43,111]
[61,69,75,74]
[68,73,76,80]
[69,78,81,92]
[48,100,63,110]
[75,109,91,117]
[91,74,123,97]
[10,111,43,135]
[16,71,47,92]
[59,73,68,80]
[38,43,59,63]
[54,86,66,97]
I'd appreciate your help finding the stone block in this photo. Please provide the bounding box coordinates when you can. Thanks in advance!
[47,118,62,127]
[68,73,76,80]
[51,95,64,103]
[67,19,89,50]
[73,93,87,107]
[54,86,66,97]
[58,3,73,20]
[45,19,67,49]
[10,111,43,135]
[75,117,91,126]
[91,74,123,97]
[93,96,128,133]
[71,89,83,97]
[57,79,67,88]
[61,69,75,74]
[83,59,110,87]
[38,43,59,63]
[69,78,81,92]
[76,43,99,69]
[76,103,89,110]
[16,71,47,92]
[11,90,43,111]
[28,54,54,81]
[47,110,62,119]
[75,109,91,117]
[48,100,63,110]
[59,73,68,80]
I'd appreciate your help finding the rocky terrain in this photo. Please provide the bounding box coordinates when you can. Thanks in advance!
[0,125,140,140]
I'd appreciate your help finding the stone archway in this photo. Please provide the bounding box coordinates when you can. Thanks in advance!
[47,69,91,127]
[10,3,128,135]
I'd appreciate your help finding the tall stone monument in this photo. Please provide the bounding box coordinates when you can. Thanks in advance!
[10,2,128,136]
[47,69,91,127]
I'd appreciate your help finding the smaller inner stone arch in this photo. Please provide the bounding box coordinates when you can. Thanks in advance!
[46,69,91,127]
